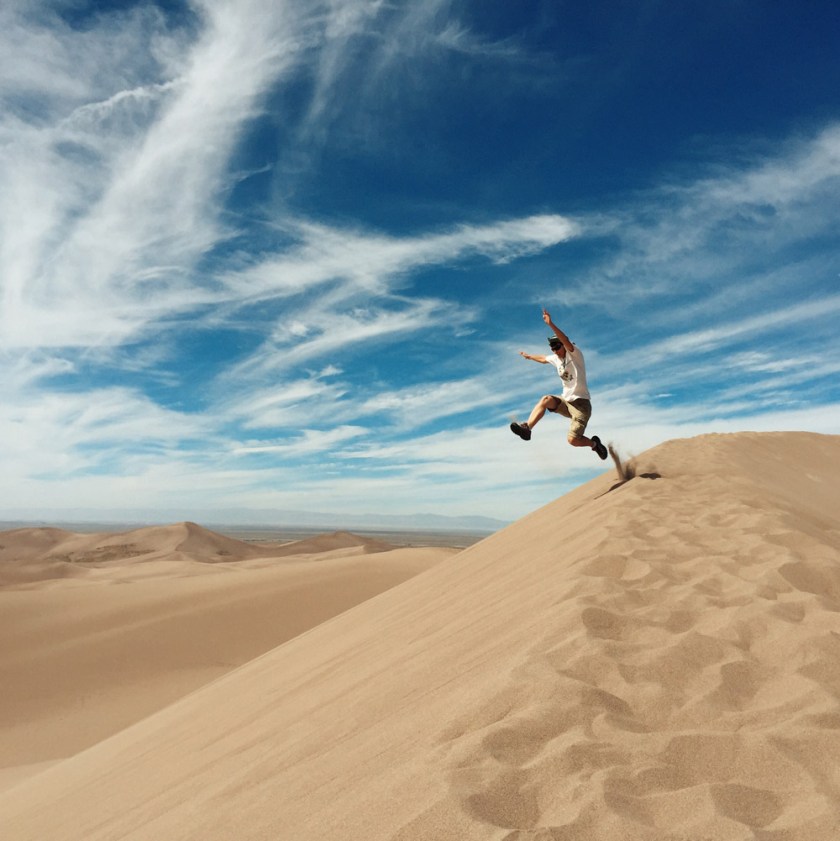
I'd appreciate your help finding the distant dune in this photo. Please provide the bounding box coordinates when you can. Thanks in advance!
[0,523,458,792]
[1,432,839,840]
[268,529,397,557]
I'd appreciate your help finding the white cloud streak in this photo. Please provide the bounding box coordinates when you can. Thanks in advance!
[221,214,579,301]
[571,124,840,307]
[1,0,310,348]
[233,424,366,455]
[636,293,840,364]
[218,214,578,381]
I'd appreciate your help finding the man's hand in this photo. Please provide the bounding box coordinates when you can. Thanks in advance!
[519,351,530,360]
[541,307,574,353]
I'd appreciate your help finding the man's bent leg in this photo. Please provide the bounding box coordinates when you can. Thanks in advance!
[565,399,606,458]
[568,432,607,459]
[526,395,560,429]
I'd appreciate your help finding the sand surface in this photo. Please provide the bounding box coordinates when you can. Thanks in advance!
[1,432,840,840]
[0,523,457,791]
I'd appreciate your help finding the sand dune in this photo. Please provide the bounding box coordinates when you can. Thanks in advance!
[0,521,394,587]
[268,529,398,558]
[0,523,457,791]
[0,523,402,587]
[2,432,840,840]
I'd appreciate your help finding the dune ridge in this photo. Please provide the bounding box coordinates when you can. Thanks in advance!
[1,432,839,840]
[0,523,457,790]
[0,523,402,587]
[269,529,397,557]
[0,522,403,587]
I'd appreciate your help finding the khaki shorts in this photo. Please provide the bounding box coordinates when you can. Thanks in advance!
[548,396,591,438]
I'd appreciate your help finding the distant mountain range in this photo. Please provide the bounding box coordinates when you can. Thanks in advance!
[0,507,509,534]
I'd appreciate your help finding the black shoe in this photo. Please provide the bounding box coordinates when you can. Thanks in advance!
[510,422,531,441]
[591,435,608,460]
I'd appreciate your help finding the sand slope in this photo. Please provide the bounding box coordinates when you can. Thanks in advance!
[2,432,840,840]
[0,523,457,790]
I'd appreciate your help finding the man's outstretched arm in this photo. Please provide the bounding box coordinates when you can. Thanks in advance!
[542,308,575,352]
[519,351,548,363]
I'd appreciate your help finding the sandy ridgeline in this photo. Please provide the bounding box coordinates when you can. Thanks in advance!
[2,432,840,841]
[0,522,458,793]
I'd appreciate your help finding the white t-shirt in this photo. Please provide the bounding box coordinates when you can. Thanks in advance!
[547,346,590,402]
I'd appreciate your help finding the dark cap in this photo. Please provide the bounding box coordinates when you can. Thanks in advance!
[547,336,563,350]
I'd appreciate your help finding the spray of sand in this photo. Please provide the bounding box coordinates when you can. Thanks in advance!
[608,443,662,486]
[608,443,634,481]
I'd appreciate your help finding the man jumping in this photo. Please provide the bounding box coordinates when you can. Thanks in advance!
[510,307,608,460]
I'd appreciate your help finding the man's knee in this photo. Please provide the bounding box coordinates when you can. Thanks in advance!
[567,434,586,447]
[539,395,557,410]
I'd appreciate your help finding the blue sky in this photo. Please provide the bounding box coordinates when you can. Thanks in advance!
[1,0,839,526]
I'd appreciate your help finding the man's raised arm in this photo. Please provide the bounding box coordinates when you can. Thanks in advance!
[542,308,575,353]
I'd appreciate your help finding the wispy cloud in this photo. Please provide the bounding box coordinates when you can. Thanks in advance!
[571,124,840,309]
[233,424,366,455]
[1,383,209,486]
[0,0,310,348]
[635,293,840,363]
[221,214,579,301]
[222,377,345,430]
[294,0,553,152]
[218,214,578,380]
[0,0,577,353]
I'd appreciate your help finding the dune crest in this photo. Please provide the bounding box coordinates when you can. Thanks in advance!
[0,522,398,586]
[0,523,457,790]
[1,432,839,840]
[271,529,396,557]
